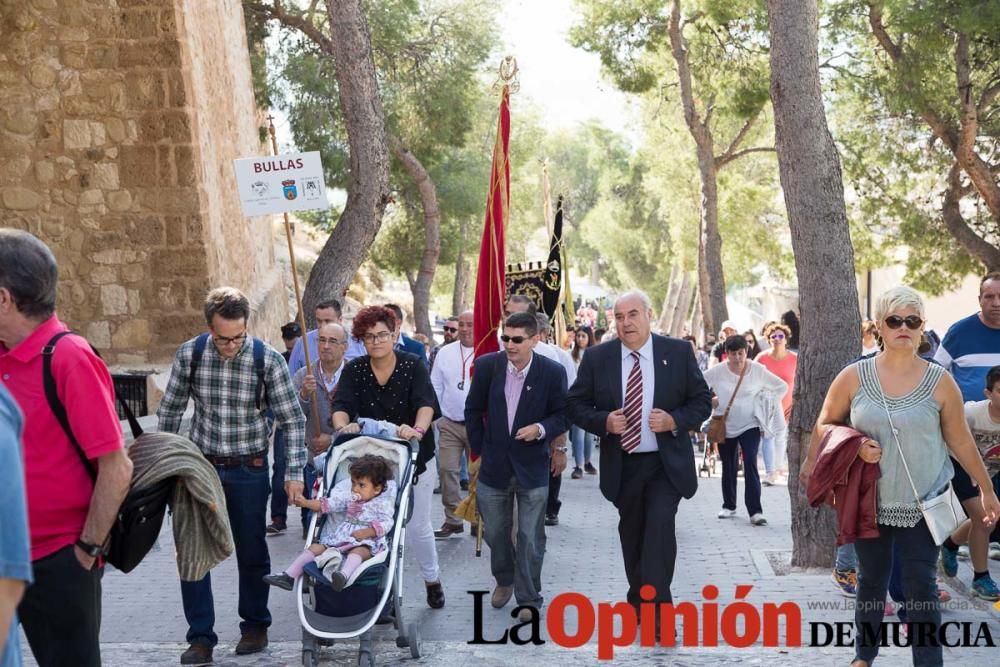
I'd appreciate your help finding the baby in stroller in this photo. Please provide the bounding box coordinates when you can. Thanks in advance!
[264,454,397,592]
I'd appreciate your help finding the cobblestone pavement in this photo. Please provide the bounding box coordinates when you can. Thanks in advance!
[23,448,1000,666]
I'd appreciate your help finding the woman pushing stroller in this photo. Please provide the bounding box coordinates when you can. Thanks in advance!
[265,454,396,592]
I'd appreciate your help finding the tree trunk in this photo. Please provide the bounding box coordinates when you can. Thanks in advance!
[668,0,729,334]
[768,0,859,568]
[690,284,703,340]
[697,222,713,336]
[391,137,440,338]
[670,273,694,337]
[941,162,1000,271]
[298,0,391,324]
[658,264,681,332]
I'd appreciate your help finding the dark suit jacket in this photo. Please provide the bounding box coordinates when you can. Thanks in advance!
[567,334,712,503]
[465,351,568,490]
[396,334,429,367]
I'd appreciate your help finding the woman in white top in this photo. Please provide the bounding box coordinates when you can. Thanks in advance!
[703,335,788,526]
[861,319,880,356]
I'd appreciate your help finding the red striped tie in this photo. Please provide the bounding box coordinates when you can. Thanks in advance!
[621,351,643,453]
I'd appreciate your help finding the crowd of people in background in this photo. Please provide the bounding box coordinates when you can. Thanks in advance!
[1,227,999,667]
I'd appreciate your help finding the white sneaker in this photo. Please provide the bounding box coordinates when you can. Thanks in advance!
[957,545,970,560]
[989,542,1000,561]
[750,514,768,526]
[717,508,737,519]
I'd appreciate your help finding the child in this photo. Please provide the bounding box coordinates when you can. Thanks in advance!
[264,454,396,592]
[939,365,1000,601]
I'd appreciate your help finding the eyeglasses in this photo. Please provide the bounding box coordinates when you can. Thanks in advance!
[213,333,247,346]
[317,336,345,346]
[500,335,530,344]
[443,326,458,333]
[884,315,923,330]
[361,330,393,344]
[769,333,785,340]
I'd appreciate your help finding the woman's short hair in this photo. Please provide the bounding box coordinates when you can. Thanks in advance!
[349,454,393,490]
[766,323,792,339]
[874,286,925,323]
[0,229,58,320]
[723,334,749,353]
[203,287,250,324]
[352,305,397,340]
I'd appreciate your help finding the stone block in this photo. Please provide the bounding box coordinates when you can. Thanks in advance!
[120,10,158,40]
[126,216,165,246]
[119,146,157,187]
[0,156,31,183]
[59,27,89,42]
[138,112,163,143]
[101,285,128,316]
[4,111,37,135]
[162,111,191,142]
[89,265,117,285]
[79,189,103,206]
[157,145,174,184]
[125,72,165,111]
[35,160,55,184]
[90,163,119,189]
[85,321,112,349]
[105,118,125,143]
[159,8,177,37]
[27,63,57,89]
[86,43,118,69]
[91,248,144,265]
[63,119,91,149]
[127,290,141,315]
[167,70,186,108]
[107,190,133,212]
[174,145,196,186]
[61,44,86,68]
[121,263,147,284]
[1,188,41,210]
[90,122,107,146]
[164,216,185,245]
[152,247,205,277]
[157,313,204,343]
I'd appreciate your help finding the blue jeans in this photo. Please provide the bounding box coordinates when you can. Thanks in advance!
[181,463,272,646]
[300,462,316,526]
[270,427,287,521]
[855,521,940,666]
[571,426,594,467]
[836,543,857,571]
[460,447,469,483]
[477,478,548,608]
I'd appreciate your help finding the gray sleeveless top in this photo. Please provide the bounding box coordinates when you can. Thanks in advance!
[849,357,953,527]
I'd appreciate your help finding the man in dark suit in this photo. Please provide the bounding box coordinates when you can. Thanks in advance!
[465,312,568,622]
[567,290,711,613]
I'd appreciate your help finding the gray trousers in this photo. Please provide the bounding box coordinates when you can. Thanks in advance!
[478,477,547,608]
[437,417,469,526]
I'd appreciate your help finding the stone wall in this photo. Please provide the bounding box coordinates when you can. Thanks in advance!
[0,0,287,377]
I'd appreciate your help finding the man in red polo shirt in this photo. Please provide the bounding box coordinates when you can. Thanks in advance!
[0,229,133,667]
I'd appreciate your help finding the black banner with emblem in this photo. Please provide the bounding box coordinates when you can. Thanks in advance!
[505,196,564,317]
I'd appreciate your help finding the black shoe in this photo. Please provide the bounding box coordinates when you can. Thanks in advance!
[584,462,597,475]
[460,479,470,491]
[235,628,268,655]
[263,572,294,591]
[180,643,213,665]
[545,514,559,526]
[433,484,441,494]
[265,519,286,536]
[330,570,348,592]
[426,581,445,609]
[571,466,583,479]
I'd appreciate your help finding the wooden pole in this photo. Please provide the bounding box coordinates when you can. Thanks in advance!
[267,115,322,437]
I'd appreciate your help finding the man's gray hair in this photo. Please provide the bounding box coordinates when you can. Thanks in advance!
[534,313,552,333]
[615,289,653,311]
[0,228,58,319]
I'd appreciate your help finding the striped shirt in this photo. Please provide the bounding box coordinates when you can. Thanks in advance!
[933,313,1000,401]
[157,335,307,480]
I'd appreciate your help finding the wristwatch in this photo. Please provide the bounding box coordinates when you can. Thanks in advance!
[75,538,103,558]
[553,446,568,454]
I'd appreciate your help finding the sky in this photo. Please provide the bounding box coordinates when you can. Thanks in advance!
[498,0,637,141]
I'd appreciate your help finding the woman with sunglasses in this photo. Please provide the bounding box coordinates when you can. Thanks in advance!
[801,286,1000,667]
[755,323,797,485]
[331,305,445,609]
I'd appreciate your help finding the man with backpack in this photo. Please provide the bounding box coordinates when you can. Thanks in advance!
[0,229,134,667]
[157,286,306,665]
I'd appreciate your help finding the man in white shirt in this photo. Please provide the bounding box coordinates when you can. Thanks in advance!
[430,310,474,537]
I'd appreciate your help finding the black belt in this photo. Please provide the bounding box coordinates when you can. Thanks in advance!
[206,451,267,467]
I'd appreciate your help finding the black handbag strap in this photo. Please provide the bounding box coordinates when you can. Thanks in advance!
[42,331,143,482]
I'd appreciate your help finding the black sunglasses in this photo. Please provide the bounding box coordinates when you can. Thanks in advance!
[500,335,529,344]
[443,326,458,333]
[884,315,923,330]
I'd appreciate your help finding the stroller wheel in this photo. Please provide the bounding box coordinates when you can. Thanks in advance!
[395,635,408,649]
[302,649,318,667]
[409,628,422,659]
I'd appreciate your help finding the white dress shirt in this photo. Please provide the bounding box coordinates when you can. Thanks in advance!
[430,341,474,421]
[621,335,658,453]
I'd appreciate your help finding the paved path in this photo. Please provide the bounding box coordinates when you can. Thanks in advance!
[23,448,1000,666]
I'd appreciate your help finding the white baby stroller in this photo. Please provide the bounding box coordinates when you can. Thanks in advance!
[296,433,422,667]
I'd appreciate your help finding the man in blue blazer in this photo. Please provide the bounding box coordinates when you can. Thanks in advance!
[465,312,568,620]
[567,290,712,616]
